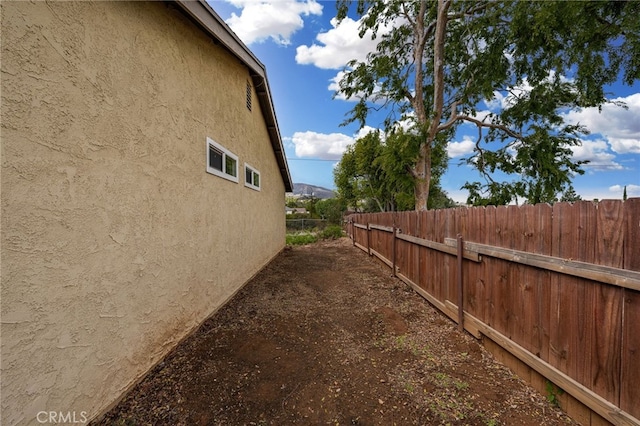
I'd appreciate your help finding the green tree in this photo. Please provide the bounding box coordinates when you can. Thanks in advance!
[336,0,639,210]
[334,128,453,211]
[301,196,320,217]
[286,196,300,208]
[315,198,347,224]
[623,185,628,201]
[334,130,396,212]
[560,186,582,203]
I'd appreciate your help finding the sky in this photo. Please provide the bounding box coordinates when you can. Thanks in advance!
[208,0,640,203]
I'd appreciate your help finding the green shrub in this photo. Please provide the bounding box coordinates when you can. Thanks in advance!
[320,225,344,240]
[286,233,318,245]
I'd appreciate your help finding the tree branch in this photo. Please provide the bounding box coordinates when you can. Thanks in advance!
[428,0,451,138]
[447,1,489,20]
[458,115,525,141]
[400,2,416,29]
[436,99,461,132]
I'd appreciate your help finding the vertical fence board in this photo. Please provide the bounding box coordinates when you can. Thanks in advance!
[623,198,640,271]
[449,208,467,309]
[403,212,413,281]
[550,203,575,376]
[593,200,623,405]
[409,212,420,288]
[415,211,425,293]
[465,207,485,321]
[429,210,439,296]
[396,212,409,278]
[506,206,523,343]
[419,211,433,297]
[514,204,547,358]
[571,202,598,392]
[434,209,447,302]
[621,290,640,420]
[509,205,528,353]
[484,206,497,329]
[536,204,553,362]
[386,213,396,261]
[370,219,376,253]
[460,208,470,314]
[621,198,640,419]
[443,209,455,303]
[492,206,512,338]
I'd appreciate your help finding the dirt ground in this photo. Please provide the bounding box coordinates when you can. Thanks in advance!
[95,238,576,426]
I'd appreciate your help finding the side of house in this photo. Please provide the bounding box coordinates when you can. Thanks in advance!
[1,1,292,423]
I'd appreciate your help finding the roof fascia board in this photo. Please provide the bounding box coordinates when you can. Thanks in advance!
[175,0,265,77]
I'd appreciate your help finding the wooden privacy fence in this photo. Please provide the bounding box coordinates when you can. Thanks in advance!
[345,199,640,426]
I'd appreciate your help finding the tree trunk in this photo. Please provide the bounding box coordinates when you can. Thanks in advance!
[414,143,432,211]
[413,0,449,211]
[414,0,449,211]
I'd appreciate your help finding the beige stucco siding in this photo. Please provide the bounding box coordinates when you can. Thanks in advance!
[1,1,286,424]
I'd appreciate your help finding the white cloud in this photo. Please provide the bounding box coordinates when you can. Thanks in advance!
[483,92,505,112]
[290,126,379,160]
[570,139,623,171]
[609,184,640,198]
[290,131,355,160]
[562,93,640,154]
[328,70,383,102]
[448,135,476,158]
[328,71,349,100]
[295,16,379,69]
[354,125,379,140]
[225,0,322,45]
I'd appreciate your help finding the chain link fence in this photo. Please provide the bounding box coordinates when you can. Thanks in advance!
[286,219,327,232]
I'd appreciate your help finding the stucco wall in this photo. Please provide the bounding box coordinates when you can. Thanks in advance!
[1,2,287,424]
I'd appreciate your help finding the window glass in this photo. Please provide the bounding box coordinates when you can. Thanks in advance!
[209,146,223,171]
[226,156,237,177]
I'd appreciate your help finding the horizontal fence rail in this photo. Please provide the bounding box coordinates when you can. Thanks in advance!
[345,199,640,426]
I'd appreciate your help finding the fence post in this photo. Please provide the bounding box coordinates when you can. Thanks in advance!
[392,225,397,277]
[352,220,356,246]
[456,234,464,331]
[367,223,371,256]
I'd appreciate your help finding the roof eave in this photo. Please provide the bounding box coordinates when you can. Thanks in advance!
[173,0,293,192]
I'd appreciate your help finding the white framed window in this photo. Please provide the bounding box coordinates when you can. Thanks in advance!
[244,163,261,191]
[206,137,238,183]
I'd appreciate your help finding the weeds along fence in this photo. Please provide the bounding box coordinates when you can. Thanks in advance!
[345,199,640,426]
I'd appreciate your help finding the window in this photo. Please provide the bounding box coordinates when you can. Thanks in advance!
[206,137,238,183]
[244,163,261,191]
[246,81,252,111]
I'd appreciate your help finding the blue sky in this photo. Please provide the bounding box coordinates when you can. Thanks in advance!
[208,0,640,202]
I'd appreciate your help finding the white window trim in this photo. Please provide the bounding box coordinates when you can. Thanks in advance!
[206,137,238,183]
[244,162,261,191]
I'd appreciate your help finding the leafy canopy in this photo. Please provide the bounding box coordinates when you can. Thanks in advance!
[335,0,639,208]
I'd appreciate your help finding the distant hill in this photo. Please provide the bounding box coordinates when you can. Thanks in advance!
[288,183,335,199]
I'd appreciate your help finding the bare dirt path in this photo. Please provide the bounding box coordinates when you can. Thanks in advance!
[95,238,575,425]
